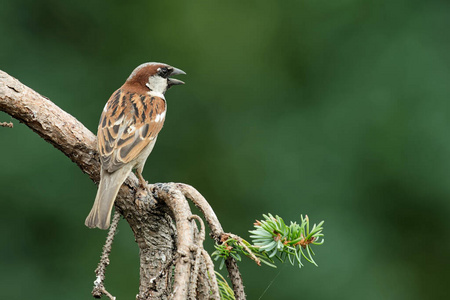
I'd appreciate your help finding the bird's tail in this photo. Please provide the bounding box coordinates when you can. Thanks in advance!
[85,167,132,229]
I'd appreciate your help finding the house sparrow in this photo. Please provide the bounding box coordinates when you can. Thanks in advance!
[85,62,185,229]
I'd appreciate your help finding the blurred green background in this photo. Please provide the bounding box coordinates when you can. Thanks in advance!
[1,0,449,299]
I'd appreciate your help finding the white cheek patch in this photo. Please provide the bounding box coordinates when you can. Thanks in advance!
[147,88,165,99]
[146,75,167,98]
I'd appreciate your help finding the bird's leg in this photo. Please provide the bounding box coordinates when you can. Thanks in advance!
[134,169,156,209]
[136,169,148,190]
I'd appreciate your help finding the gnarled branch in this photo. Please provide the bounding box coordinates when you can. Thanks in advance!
[0,70,245,299]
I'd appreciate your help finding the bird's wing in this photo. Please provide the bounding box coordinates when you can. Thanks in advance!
[97,89,166,173]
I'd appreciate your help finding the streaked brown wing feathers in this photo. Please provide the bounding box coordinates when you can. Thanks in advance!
[97,89,166,172]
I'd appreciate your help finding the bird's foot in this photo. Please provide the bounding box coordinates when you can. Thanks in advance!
[135,184,157,210]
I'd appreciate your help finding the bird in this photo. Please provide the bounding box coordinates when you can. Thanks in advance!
[85,62,185,229]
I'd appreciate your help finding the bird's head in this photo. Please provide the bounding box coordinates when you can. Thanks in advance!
[126,62,185,96]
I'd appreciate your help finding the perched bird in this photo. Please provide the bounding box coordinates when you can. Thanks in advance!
[85,62,185,229]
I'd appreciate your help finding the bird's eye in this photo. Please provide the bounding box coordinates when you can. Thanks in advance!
[157,67,170,78]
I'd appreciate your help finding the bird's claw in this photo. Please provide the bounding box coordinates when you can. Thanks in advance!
[135,185,157,210]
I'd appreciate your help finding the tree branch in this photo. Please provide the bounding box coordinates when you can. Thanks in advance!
[0,121,13,128]
[0,70,245,299]
[92,211,121,299]
[0,70,100,180]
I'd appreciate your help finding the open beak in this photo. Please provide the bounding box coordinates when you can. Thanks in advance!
[168,67,186,87]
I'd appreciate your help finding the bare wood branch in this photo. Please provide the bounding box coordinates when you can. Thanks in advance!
[188,215,205,299]
[225,257,246,300]
[0,69,246,299]
[0,121,13,128]
[178,183,224,240]
[92,211,121,299]
[0,70,99,181]
[189,245,202,300]
[0,69,177,299]
[201,249,220,299]
[227,233,260,266]
[152,183,194,300]
[178,183,246,299]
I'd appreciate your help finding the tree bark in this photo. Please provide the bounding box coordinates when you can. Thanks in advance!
[0,70,245,299]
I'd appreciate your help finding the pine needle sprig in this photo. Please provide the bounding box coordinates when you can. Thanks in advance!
[216,271,235,300]
[212,214,324,269]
